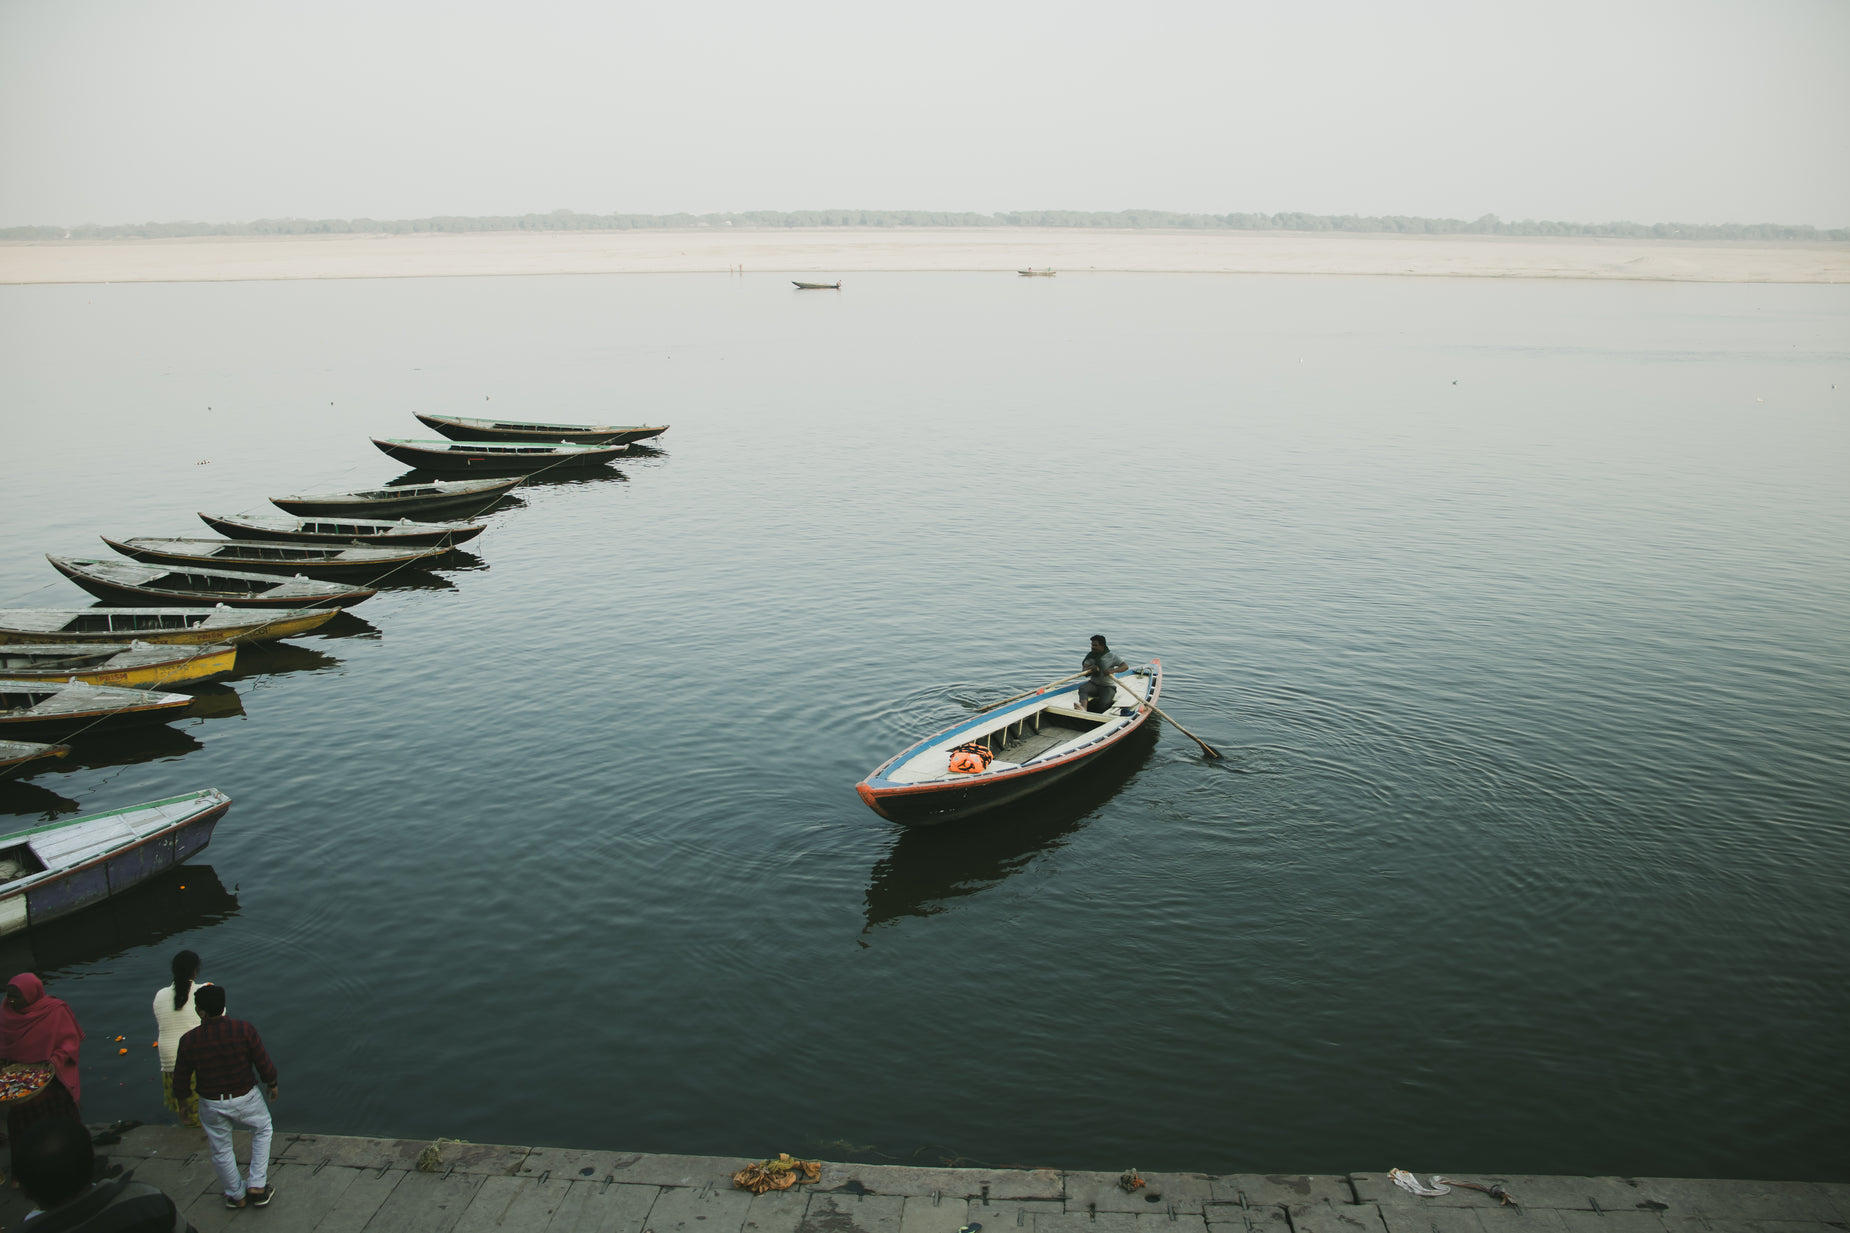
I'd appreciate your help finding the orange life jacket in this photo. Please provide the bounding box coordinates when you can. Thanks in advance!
[947,742,995,774]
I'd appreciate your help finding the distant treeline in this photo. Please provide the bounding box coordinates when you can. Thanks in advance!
[4,208,1845,242]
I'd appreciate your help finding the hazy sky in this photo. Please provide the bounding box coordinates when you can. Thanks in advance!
[3,0,1846,229]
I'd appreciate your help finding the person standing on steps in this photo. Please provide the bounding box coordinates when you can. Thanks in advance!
[152,950,206,1128]
[0,973,84,1144]
[172,985,278,1211]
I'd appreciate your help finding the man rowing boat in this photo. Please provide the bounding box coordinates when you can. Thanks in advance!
[1076,634,1130,713]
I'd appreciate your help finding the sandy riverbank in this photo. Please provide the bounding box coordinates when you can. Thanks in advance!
[2,227,1847,284]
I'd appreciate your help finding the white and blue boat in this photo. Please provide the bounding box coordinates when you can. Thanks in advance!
[0,789,231,935]
[856,660,1162,826]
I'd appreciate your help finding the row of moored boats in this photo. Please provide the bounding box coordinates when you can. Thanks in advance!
[0,411,666,935]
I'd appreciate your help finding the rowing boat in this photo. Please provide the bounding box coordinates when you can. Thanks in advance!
[104,536,449,580]
[0,607,337,646]
[1017,268,1056,277]
[371,438,630,472]
[856,660,1162,825]
[198,511,485,548]
[0,642,236,690]
[793,280,841,289]
[0,679,195,739]
[270,476,521,518]
[46,557,374,609]
[0,741,69,773]
[413,413,668,446]
[0,788,231,935]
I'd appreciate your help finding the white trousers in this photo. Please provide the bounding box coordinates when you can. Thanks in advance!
[198,1087,273,1198]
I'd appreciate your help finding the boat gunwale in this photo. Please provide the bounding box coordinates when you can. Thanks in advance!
[0,789,231,899]
[859,661,1162,800]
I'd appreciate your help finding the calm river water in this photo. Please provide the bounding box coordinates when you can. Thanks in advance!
[0,270,1845,1182]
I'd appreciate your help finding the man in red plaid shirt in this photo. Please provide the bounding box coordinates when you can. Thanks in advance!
[173,984,279,1210]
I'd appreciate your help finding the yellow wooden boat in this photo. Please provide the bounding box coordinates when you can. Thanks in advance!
[0,607,338,646]
[0,643,237,690]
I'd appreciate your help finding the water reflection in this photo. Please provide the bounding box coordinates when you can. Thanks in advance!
[385,466,627,491]
[0,779,82,820]
[222,640,343,683]
[19,726,205,776]
[304,612,381,640]
[0,864,239,975]
[862,726,1158,934]
[177,683,245,721]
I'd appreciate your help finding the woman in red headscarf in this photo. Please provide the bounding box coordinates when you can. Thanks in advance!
[0,973,84,1140]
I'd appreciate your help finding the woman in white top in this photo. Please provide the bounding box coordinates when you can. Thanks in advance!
[151,949,209,1127]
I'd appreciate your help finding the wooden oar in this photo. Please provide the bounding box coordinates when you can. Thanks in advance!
[1114,676,1223,759]
[975,671,1087,713]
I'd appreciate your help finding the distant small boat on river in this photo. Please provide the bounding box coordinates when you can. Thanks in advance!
[0,607,338,646]
[0,788,232,935]
[270,477,521,519]
[1017,269,1056,277]
[371,438,631,473]
[199,511,485,549]
[47,557,375,609]
[0,679,195,739]
[856,660,1162,826]
[793,281,841,290]
[414,413,668,446]
[0,642,237,690]
[103,536,449,580]
[0,740,69,772]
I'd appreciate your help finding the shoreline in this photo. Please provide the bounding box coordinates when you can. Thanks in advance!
[3,227,1848,285]
[17,1124,1841,1231]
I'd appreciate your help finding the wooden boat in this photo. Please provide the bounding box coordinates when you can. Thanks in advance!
[371,438,630,473]
[0,607,337,646]
[104,536,449,580]
[0,642,236,690]
[413,413,668,446]
[0,788,231,935]
[46,557,374,609]
[0,741,69,772]
[856,660,1162,826]
[199,511,485,548]
[0,679,195,739]
[793,280,841,290]
[270,476,521,518]
[1017,268,1056,277]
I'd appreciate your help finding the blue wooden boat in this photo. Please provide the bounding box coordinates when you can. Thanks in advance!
[0,788,231,935]
[856,660,1162,825]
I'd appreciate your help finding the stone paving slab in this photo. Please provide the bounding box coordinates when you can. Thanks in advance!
[42,1128,1848,1233]
[551,1180,665,1233]
[1066,1171,1214,1215]
[1209,1177,1355,1209]
[816,1163,1064,1201]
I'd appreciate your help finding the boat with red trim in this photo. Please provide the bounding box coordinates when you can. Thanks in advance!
[856,659,1161,826]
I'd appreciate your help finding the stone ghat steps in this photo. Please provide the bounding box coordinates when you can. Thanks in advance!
[63,1126,1850,1233]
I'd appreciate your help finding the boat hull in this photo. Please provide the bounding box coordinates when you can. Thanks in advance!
[0,608,338,646]
[104,536,445,580]
[270,477,521,518]
[372,438,628,473]
[0,789,230,935]
[48,557,373,609]
[199,512,484,548]
[857,661,1163,826]
[0,741,70,772]
[0,685,194,739]
[415,413,668,446]
[0,643,237,690]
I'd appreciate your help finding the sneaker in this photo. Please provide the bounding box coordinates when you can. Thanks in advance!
[249,1186,275,1207]
[225,1193,247,1210]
